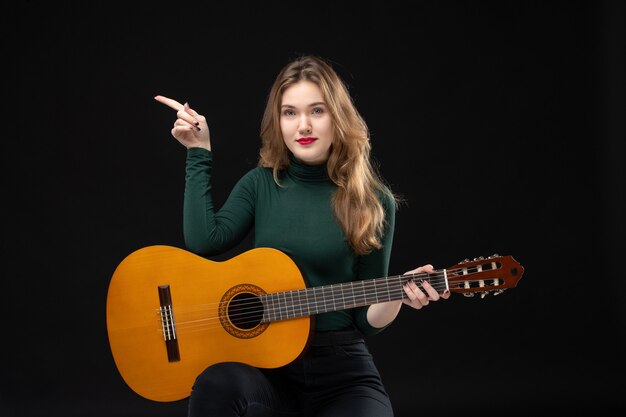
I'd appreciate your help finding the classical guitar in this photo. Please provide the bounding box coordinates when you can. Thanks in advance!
[106,245,524,402]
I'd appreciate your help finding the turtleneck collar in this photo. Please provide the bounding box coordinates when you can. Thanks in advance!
[286,154,331,183]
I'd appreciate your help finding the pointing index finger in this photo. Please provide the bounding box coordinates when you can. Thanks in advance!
[155,95,183,111]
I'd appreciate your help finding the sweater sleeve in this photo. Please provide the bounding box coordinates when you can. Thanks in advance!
[183,147,256,255]
[353,188,397,336]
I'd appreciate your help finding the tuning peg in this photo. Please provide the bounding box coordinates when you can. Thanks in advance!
[487,253,499,259]
[480,291,489,298]
[463,292,475,297]
[473,256,485,261]
[492,289,505,296]
[461,258,470,264]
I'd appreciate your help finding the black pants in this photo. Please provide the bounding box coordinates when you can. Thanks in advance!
[187,329,394,417]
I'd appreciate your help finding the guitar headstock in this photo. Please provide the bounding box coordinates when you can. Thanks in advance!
[446,254,524,298]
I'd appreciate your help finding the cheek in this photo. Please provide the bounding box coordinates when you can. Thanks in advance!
[317,119,334,140]
[280,119,295,138]
[280,121,294,150]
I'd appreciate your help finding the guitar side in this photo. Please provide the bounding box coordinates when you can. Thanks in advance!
[106,245,311,402]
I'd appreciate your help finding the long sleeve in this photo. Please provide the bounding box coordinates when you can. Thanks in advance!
[352,189,397,336]
[183,147,256,255]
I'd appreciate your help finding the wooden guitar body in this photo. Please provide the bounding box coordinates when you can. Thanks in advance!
[106,245,311,402]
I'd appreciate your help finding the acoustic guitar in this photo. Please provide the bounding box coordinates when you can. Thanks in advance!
[106,245,524,402]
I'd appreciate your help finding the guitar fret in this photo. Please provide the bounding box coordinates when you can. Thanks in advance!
[260,294,267,322]
[321,286,331,313]
[268,293,274,322]
[332,284,343,311]
[361,280,376,305]
[318,287,328,313]
[313,287,319,314]
[349,281,356,308]
[289,290,296,319]
[384,278,391,302]
[354,281,364,307]
[270,293,276,322]
[273,292,281,321]
[263,294,272,322]
[325,286,332,312]
[397,276,405,300]
[286,290,293,319]
[297,289,305,318]
[279,291,287,320]
[284,291,290,320]
[376,277,391,302]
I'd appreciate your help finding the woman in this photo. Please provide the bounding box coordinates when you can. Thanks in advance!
[155,55,449,417]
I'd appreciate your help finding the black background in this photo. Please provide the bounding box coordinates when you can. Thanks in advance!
[4,1,625,416]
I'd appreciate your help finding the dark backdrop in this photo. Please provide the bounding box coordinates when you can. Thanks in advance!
[4,1,625,416]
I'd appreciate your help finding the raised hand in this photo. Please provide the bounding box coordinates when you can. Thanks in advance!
[155,95,211,150]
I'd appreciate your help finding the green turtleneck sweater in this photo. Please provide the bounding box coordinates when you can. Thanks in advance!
[183,147,396,335]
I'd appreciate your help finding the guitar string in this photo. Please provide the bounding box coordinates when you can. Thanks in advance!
[168,264,499,315]
[164,267,503,332]
[168,281,454,335]
[167,279,499,335]
[159,267,506,335]
[168,269,445,319]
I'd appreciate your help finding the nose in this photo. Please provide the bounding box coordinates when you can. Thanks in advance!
[298,115,312,134]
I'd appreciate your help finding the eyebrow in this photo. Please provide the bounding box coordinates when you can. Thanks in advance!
[281,102,326,109]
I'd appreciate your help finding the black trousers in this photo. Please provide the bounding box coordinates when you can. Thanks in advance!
[187,329,394,417]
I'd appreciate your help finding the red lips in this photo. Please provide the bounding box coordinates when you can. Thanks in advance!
[296,137,316,145]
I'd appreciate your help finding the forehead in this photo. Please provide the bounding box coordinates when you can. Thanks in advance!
[281,80,325,107]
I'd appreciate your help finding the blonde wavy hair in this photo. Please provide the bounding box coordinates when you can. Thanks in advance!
[258,55,397,255]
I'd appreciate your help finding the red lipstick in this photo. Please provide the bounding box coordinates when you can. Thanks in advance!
[296,137,316,145]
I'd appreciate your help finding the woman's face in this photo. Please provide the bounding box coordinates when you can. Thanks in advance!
[280,80,333,165]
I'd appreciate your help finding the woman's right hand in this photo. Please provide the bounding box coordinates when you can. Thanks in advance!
[154,95,211,150]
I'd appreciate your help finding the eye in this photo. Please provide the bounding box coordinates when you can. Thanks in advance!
[282,109,296,117]
[311,107,325,115]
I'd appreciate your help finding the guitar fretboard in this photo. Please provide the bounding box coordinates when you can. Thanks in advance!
[260,273,432,322]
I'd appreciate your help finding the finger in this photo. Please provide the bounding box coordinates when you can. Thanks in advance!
[174,118,200,133]
[404,281,428,307]
[178,104,201,129]
[155,95,184,111]
[420,280,440,300]
[404,264,434,275]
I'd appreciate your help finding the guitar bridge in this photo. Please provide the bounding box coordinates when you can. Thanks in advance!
[158,285,180,362]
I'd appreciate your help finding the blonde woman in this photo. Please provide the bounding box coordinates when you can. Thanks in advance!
[156,55,449,417]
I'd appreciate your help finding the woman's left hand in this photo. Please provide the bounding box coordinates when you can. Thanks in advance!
[402,264,450,309]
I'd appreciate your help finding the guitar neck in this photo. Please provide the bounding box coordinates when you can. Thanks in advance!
[260,253,525,322]
[260,272,434,322]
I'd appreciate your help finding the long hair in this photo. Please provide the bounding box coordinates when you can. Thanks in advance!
[258,55,397,255]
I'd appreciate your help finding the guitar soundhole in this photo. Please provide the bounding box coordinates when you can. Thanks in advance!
[229,293,263,329]
[219,284,269,339]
